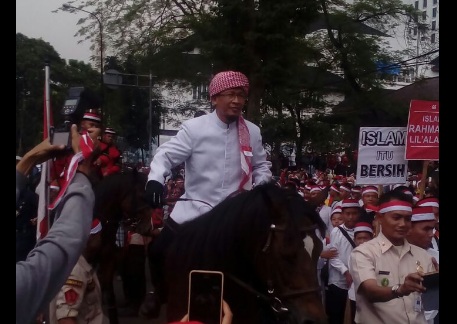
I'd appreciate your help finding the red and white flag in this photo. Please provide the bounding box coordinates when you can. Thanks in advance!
[35,64,53,240]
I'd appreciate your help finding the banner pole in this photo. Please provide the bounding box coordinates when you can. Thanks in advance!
[372,185,384,237]
[418,160,429,200]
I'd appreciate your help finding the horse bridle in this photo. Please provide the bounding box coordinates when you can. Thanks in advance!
[170,192,322,316]
[226,222,322,316]
[105,179,151,231]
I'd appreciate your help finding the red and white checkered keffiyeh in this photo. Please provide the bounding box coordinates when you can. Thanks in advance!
[48,132,97,210]
[209,71,249,97]
[238,117,252,190]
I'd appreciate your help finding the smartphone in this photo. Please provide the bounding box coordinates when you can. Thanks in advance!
[422,271,439,290]
[51,131,71,149]
[188,270,224,324]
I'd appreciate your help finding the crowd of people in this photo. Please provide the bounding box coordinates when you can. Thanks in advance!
[16,70,439,324]
[274,166,439,324]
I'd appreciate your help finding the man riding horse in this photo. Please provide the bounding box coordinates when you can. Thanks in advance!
[141,70,273,318]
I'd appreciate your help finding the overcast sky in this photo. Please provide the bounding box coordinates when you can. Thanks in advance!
[16,0,93,65]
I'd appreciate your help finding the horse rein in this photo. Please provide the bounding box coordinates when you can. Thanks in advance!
[225,222,322,317]
[225,272,289,314]
[172,197,213,208]
[167,188,243,209]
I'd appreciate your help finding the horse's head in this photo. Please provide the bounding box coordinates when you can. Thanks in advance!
[94,170,152,238]
[237,184,328,324]
[120,169,154,236]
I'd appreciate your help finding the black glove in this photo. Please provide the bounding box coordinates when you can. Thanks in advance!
[145,180,164,208]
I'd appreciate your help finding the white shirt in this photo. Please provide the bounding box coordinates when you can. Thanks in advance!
[328,224,355,290]
[319,205,333,237]
[148,111,272,224]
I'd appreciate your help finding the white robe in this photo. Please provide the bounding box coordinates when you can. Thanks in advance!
[148,111,272,224]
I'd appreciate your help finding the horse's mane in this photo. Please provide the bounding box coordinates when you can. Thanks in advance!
[166,182,326,274]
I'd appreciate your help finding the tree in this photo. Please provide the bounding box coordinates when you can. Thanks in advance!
[16,33,101,155]
[60,0,322,124]
[103,54,165,164]
[16,33,66,155]
[61,0,424,167]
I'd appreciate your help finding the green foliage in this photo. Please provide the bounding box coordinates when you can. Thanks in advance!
[16,33,102,155]
[57,0,425,167]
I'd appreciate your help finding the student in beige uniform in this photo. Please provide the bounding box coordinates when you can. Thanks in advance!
[49,219,104,324]
[349,190,437,324]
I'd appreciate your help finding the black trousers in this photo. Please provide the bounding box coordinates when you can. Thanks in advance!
[121,244,146,309]
[147,217,179,303]
[325,284,348,324]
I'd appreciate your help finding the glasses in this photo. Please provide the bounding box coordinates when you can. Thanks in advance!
[218,92,248,101]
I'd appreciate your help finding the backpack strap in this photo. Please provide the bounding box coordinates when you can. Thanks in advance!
[338,226,356,248]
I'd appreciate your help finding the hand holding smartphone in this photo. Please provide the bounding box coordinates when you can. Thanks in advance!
[422,271,439,289]
[188,270,224,324]
[50,128,72,150]
[421,271,439,311]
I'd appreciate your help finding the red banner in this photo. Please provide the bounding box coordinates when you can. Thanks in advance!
[405,100,439,160]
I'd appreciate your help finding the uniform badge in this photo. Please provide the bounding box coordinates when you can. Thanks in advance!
[64,289,79,305]
[381,278,389,286]
[65,279,83,288]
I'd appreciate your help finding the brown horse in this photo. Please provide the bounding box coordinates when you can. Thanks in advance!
[93,169,153,324]
[165,183,328,324]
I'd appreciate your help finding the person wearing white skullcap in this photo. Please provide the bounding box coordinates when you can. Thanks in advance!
[360,185,379,209]
[347,222,374,323]
[325,198,361,324]
[317,206,343,306]
[406,207,439,324]
[325,183,341,208]
[142,70,272,317]
[351,185,362,203]
[331,183,352,210]
[339,183,352,201]
[349,190,437,324]
[415,197,439,251]
[357,185,380,226]
[48,219,104,324]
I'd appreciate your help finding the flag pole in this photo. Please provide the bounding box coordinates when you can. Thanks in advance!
[36,62,53,240]
[44,62,52,231]
[45,62,51,139]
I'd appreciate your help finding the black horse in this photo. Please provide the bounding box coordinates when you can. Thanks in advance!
[93,169,153,324]
[164,183,328,324]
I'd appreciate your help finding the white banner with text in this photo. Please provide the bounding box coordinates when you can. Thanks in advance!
[356,127,408,185]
